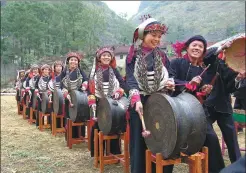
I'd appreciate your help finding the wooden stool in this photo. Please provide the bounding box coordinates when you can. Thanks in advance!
[146,147,208,173]
[66,119,90,149]
[94,130,130,173]
[28,107,37,124]
[22,104,27,120]
[39,111,51,131]
[51,112,65,136]
[17,101,23,115]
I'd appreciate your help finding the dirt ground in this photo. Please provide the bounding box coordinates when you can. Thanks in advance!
[1,96,245,173]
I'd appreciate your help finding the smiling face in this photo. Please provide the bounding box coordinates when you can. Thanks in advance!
[43,68,50,76]
[100,52,112,65]
[68,57,78,69]
[32,68,39,75]
[55,65,62,74]
[142,31,162,49]
[186,40,205,60]
[19,72,25,78]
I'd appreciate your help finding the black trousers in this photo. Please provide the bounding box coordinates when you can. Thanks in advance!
[207,106,241,163]
[203,117,225,173]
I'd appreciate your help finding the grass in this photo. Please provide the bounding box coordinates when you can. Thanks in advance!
[1,96,245,173]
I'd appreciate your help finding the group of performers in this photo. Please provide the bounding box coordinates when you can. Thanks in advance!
[15,17,245,173]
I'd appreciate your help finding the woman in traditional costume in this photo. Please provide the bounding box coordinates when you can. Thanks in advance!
[34,64,52,127]
[87,47,128,157]
[125,18,174,173]
[60,52,88,138]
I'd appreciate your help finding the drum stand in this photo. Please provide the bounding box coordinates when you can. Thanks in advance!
[66,119,91,150]
[94,129,130,173]
[22,102,27,120]
[17,101,23,115]
[28,107,37,124]
[39,103,52,131]
[51,112,65,136]
[146,147,208,173]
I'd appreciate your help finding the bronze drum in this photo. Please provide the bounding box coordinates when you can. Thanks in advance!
[68,90,90,122]
[53,89,64,115]
[97,97,129,135]
[144,92,207,159]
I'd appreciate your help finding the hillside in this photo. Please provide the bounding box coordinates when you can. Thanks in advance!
[130,1,245,42]
[1,1,134,85]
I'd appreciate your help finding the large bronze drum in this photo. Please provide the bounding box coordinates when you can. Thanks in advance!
[144,92,207,159]
[97,97,129,135]
[53,89,64,115]
[68,90,90,122]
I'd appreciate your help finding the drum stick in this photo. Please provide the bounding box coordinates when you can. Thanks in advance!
[66,94,74,107]
[138,108,151,138]
[92,108,97,121]
[199,64,211,77]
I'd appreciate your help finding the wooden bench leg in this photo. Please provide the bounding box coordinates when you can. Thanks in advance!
[106,139,110,156]
[52,112,56,136]
[195,155,202,173]
[124,132,129,173]
[39,111,43,131]
[202,147,208,173]
[99,132,104,173]
[68,119,72,149]
[156,153,163,173]
[17,102,21,115]
[146,150,152,173]
[22,105,26,119]
[29,107,33,124]
[94,129,99,168]
[87,121,91,151]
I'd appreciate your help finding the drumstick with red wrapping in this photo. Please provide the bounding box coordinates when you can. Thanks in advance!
[138,107,151,138]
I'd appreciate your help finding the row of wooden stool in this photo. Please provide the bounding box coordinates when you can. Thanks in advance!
[17,101,209,173]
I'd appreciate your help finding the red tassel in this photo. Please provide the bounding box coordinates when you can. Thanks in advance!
[185,83,197,91]
[89,80,95,95]
[172,41,186,57]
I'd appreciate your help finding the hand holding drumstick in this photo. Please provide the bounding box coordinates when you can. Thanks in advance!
[136,101,151,138]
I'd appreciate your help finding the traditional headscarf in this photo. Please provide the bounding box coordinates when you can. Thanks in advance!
[65,52,83,67]
[28,64,40,78]
[40,64,51,71]
[88,46,117,95]
[127,18,168,63]
[52,60,64,72]
[16,70,25,80]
